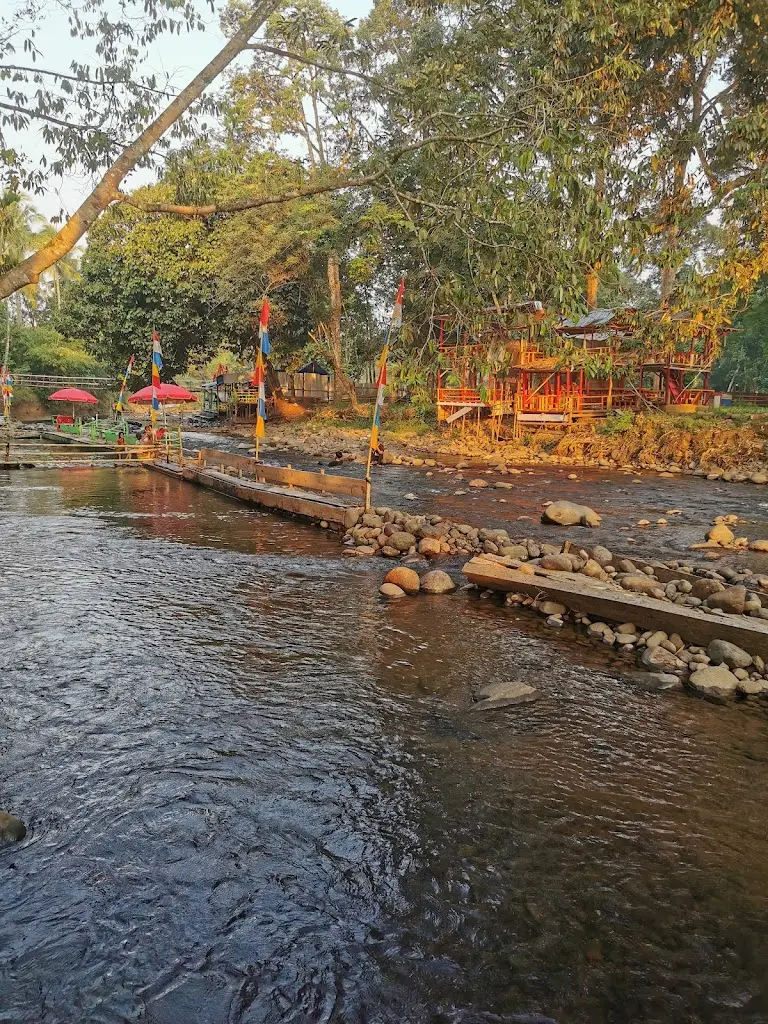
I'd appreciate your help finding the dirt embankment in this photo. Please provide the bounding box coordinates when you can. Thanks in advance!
[211,407,768,479]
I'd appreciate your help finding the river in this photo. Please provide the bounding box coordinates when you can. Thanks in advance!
[1,465,767,1023]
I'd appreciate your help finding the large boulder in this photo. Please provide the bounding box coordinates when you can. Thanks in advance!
[705,586,746,615]
[420,569,457,594]
[687,664,740,700]
[383,566,420,595]
[542,500,601,527]
[707,639,752,669]
[707,523,735,546]
[0,811,26,845]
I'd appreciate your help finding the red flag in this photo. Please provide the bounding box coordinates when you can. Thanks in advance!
[260,299,270,330]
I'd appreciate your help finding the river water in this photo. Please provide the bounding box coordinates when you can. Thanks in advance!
[1,465,768,1024]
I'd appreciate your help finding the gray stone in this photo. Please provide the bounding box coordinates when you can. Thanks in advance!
[389,531,417,553]
[473,681,540,709]
[707,639,753,669]
[420,570,457,595]
[737,678,768,696]
[640,646,685,672]
[0,811,26,844]
[591,545,613,566]
[635,672,683,691]
[379,583,406,598]
[687,664,740,700]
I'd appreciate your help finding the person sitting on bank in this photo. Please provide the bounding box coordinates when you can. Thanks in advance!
[117,430,126,460]
[371,442,384,465]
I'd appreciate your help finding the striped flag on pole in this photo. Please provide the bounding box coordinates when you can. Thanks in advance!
[115,353,135,414]
[151,331,163,414]
[253,301,270,441]
[259,299,271,356]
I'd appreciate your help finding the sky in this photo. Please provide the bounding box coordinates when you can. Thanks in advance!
[17,0,372,220]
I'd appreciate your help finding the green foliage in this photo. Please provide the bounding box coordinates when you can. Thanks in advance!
[598,409,636,435]
[0,304,102,375]
[711,281,768,392]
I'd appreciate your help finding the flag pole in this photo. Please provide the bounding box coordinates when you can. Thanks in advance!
[253,299,270,462]
[365,279,405,511]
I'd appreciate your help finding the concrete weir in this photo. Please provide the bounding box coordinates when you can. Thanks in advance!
[463,555,768,660]
[149,448,366,530]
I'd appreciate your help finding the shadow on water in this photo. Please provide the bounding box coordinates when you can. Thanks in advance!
[1,467,767,1023]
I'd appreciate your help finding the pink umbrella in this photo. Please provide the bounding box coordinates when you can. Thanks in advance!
[127,383,196,404]
[49,387,99,420]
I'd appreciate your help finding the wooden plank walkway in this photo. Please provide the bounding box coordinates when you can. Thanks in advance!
[463,555,768,659]
[149,450,365,530]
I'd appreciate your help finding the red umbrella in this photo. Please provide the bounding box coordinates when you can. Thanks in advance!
[48,388,98,404]
[49,387,99,421]
[128,383,197,404]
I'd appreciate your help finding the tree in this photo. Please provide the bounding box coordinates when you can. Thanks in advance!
[0,0,283,301]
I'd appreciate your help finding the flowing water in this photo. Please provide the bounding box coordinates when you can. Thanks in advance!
[1,465,768,1024]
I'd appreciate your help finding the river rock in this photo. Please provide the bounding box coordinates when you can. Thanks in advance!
[749,539,768,552]
[691,578,725,600]
[540,553,573,571]
[362,513,383,528]
[542,500,601,527]
[635,672,683,691]
[705,586,746,615]
[383,566,420,594]
[472,681,540,709]
[620,575,661,597]
[590,545,613,567]
[751,472,768,485]
[640,646,685,672]
[540,600,567,616]
[418,537,442,559]
[469,478,489,487]
[580,558,605,580]
[707,639,752,669]
[420,570,456,594]
[737,678,768,696]
[388,531,417,553]
[707,523,735,546]
[380,582,406,598]
[0,811,26,844]
[687,664,740,700]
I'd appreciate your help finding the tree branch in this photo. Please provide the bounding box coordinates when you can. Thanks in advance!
[0,0,282,300]
[246,42,402,95]
[0,63,175,97]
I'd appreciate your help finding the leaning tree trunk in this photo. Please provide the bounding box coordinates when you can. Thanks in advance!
[326,252,359,408]
[0,0,280,300]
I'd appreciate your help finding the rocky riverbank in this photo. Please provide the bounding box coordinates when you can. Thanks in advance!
[342,499,768,704]
[210,407,768,486]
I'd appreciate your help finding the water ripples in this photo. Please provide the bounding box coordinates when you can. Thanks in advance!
[1,468,767,1022]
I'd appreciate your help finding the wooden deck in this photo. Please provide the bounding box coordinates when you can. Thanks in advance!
[149,448,366,530]
[463,555,768,659]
